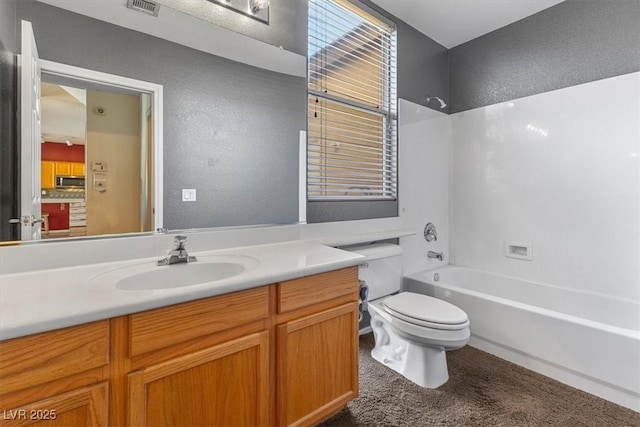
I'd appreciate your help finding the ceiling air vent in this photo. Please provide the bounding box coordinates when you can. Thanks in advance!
[126,0,160,17]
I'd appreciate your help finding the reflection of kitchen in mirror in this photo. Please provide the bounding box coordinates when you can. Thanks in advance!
[40,75,154,238]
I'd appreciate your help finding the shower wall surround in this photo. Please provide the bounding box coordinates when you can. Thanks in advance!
[398,100,452,275]
[450,72,640,302]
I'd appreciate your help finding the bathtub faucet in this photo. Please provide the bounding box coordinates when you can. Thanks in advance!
[427,251,443,261]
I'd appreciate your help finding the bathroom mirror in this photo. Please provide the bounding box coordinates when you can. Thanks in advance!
[2,0,307,243]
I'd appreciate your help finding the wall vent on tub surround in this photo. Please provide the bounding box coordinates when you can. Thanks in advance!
[127,0,160,17]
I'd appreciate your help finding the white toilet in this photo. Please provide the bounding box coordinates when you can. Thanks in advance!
[350,243,470,388]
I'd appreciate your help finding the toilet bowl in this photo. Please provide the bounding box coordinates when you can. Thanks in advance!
[368,292,470,388]
[349,243,470,388]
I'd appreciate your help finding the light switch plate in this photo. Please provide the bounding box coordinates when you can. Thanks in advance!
[91,161,108,172]
[182,189,196,202]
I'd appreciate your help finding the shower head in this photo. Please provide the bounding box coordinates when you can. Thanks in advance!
[426,96,447,109]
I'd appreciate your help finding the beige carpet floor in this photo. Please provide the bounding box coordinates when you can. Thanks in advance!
[321,334,640,427]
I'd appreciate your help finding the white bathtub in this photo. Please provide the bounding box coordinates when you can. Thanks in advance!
[403,266,640,412]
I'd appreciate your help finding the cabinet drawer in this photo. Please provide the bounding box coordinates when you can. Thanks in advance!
[129,286,269,357]
[277,267,358,314]
[0,321,109,395]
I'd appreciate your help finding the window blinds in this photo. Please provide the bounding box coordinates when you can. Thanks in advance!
[308,0,397,200]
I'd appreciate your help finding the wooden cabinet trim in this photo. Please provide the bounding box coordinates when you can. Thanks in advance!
[129,286,268,357]
[288,391,357,427]
[107,317,130,427]
[277,302,359,427]
[277,267,358,314]
[0,367,106,411]
[282,302,356,334]
[129,320,266,370]
[128,331,269,427]
[0,382,108,427]
[0,321,109,395]
[276,293,358,325]
[130,331,268,384]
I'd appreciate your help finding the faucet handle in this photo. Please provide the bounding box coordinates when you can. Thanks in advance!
[174,235,187,249]
[424,223,438,242]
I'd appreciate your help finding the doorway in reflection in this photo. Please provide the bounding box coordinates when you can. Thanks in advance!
[40,76,154,239]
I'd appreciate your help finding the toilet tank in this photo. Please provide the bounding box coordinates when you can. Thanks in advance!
[347,243,403,301]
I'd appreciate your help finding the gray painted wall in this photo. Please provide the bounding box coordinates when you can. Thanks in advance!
[0,0,17,241]
[308,0,449,223]
[16,1,305,231]
[360,0,449,111]
[397,21,449,112]
[449,0,640,113]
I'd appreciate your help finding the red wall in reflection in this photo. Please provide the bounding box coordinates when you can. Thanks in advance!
[41,142,85,163]
[42,203,69,230]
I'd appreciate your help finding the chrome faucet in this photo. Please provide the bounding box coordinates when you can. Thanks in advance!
[424,223,438,242]
[427,251,443,261]
[158,235,197,265]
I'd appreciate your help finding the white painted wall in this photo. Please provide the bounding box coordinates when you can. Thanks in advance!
[450,72,640,302]
[398,99,452,275]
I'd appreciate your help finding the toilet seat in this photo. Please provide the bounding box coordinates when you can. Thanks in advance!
[382,292,469,331]
[369,298,470,349]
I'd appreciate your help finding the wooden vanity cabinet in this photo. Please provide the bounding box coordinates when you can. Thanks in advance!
[0,321,110,427]
[0,267,359,427]
[276,268,360,427]
[117,287,270,427]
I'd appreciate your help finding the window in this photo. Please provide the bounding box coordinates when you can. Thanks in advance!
[308,0,397,201]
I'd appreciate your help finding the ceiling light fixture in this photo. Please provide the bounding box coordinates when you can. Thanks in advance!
[208,0,270,24]
[249,0,269,14]
[65,139,73,146]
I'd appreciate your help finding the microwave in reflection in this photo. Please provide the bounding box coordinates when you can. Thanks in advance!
[55,175,85,189]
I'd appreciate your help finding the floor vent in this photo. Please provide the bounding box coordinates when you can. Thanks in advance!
[126,0,160,17]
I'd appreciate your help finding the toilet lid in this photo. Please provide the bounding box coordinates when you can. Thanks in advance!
[382,292,469,329]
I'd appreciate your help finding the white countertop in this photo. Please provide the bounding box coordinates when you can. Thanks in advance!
[0,240,364,341]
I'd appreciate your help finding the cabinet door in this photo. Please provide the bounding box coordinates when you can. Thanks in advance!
[71,163,85,176]
[41,161,55,189]
[277,303,359,427]
[0,382,108,427]
[129,332,269,427]
[54,162,72,176]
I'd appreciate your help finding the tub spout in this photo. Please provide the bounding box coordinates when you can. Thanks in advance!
[428,251,443,261]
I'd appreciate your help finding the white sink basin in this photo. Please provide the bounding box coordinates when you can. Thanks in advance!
[90,255,260,291]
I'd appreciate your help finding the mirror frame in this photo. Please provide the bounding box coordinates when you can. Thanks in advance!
[38,58,164,236]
